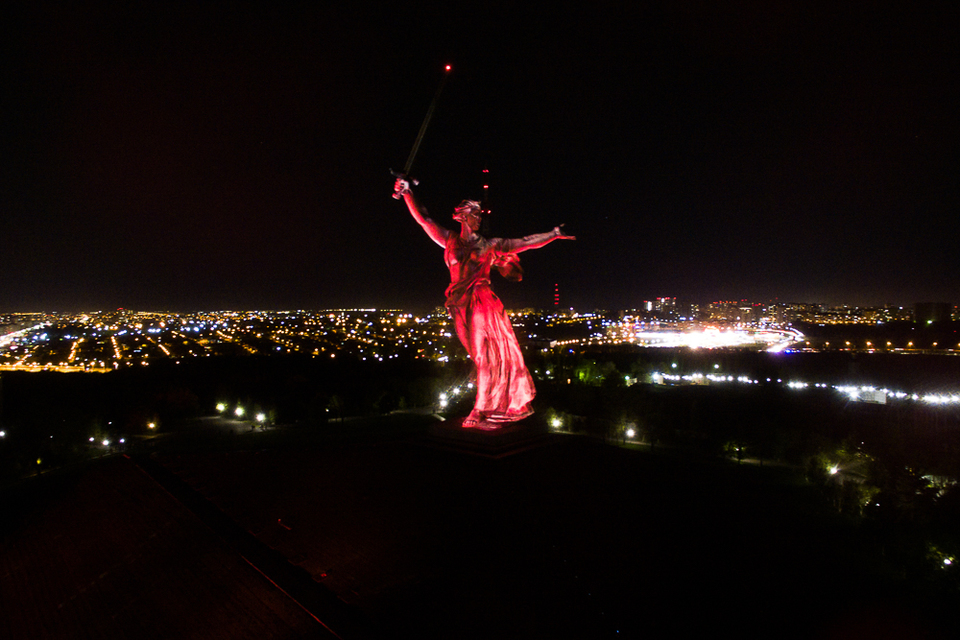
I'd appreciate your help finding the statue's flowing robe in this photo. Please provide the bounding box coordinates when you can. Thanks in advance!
[444,233,534,422]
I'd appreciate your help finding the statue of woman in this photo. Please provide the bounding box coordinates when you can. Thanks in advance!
[395,177,575,427]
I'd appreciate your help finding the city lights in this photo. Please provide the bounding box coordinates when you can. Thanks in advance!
[2,308,959,415]
[0,309,457,372]
[5,303,950,376]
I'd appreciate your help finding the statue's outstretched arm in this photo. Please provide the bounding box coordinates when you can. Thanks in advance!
[394,178,449,248]
[505,225,576,253]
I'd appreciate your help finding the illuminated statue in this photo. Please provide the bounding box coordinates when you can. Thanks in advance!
[395,177,575,428]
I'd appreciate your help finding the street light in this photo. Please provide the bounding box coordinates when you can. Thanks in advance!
[235,406,245,418]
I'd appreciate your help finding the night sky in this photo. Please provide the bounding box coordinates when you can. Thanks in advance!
[3,2,957,313]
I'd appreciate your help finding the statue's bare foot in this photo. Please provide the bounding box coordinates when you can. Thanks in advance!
[463,410,483,428]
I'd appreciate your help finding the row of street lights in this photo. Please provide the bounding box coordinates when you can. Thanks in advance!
[216,402,268,424]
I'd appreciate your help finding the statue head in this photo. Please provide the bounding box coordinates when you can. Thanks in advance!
[453,199,483,231]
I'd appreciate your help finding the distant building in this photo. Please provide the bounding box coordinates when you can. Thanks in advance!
[707,300,768,323]
[771,302,823,324]
[706,300,739,322]
[641,297,679,321]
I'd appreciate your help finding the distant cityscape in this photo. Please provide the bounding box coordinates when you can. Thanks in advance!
[1,298,957,373]
[631,297,955,325]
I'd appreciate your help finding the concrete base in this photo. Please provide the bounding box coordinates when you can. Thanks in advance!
[423,415,555,458]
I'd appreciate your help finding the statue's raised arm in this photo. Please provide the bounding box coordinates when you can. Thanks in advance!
[394,177,450,248]
[501,225,576,253]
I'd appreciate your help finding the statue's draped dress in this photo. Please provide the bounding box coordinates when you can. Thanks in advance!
[443,232,535,422]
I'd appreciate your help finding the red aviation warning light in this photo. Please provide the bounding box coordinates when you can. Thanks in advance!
[445,64,452,72]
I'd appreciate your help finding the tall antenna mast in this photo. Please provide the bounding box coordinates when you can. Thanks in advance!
[481,167,491,215]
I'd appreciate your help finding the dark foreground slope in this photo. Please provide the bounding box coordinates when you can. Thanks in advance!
[0,456,333,639]
[2,418,956,639]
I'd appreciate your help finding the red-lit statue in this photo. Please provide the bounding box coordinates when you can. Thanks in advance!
[395,177,575,428]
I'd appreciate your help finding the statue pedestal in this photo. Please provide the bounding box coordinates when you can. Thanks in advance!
[424,416,554,458]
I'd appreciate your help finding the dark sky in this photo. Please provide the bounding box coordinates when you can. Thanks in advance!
[3,2,957,313]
